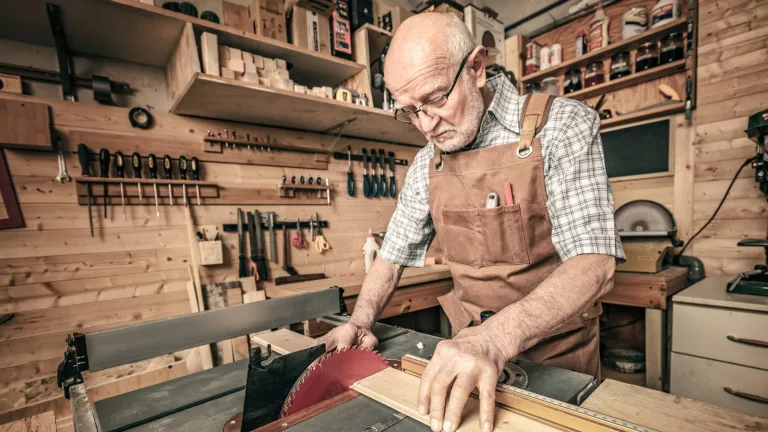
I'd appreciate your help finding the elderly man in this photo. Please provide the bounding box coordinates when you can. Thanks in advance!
[318,12,625,432]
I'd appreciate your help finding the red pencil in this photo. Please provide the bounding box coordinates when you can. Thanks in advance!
[503,182,514,205]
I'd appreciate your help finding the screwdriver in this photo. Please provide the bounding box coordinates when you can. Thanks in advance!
[347,145,355,196]
[98,148,110,218]
[362,148,370,197]
[147,154,160,219]
[388,151,396,198]
[163,155,173,206]
[77,144,94,237]
[114,151,126,221]
[371,148,379,197]
[191,157,201,205]
[132,152,143,201]
[179,156,188,207]
[379,149,387,197]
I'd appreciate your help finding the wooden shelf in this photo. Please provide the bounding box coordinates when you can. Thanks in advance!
[600,101,686,129]
[522,18,688,83]
[566,60,687,101]
[0,0,364,87]
[171,73,425,146]
[361,23,393,38]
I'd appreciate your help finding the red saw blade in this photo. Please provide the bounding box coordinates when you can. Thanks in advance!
[281,346,388,416]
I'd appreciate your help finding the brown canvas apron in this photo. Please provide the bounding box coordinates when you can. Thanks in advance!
[429,93,602,378]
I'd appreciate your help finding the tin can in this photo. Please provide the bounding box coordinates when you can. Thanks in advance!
[622,7,648,39]
[540,46,551,69]
[575,31,587,57]
[550,43,562,66]
[651,0,680,28]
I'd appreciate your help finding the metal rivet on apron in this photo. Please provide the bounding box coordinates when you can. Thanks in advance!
[435,160,444,171]
[516,146,533,159]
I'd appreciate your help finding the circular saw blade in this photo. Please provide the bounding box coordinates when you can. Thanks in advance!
[615,200,676,233]
[281,346,388,417]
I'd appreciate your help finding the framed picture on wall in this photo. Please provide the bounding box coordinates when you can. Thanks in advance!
[0,149,25,230]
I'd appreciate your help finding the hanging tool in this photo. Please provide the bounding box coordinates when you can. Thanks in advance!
[309,214,315,241]
[191,157,201,205]
[253,210,269,281]
[314,213,330,253]
[179,155,188,206]
[237,209,247,278]
[147,154,160,219]
[265,212,277,263]
[347,145,355,196]
[132,152,143,201]
[114,151,126,221]
[292,220,308,249]
[98,148,110,218]
[55,137,71,183]
[247,212,260,280]
[685,75,693,121]
[388,151,396,198]
[275,225,327,285]
[379,149,387,197]
[362,229,380,273]
[77,144,94,237]
[163,155,173,206]
[362,148,371,197]
[326,177,331,206]
[370,149,379,197]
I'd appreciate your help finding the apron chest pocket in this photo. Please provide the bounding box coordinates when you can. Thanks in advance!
[441,206,530,267]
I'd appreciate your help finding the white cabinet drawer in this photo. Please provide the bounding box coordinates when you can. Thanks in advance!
[672,303,768,369]
[671,352,768,417]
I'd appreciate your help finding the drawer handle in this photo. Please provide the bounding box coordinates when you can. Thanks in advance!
[726,335,768,348]
[724,387,768,404]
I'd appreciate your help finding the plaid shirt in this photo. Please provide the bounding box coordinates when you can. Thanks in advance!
[379,74,625,267]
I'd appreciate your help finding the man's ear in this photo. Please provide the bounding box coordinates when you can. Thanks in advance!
[467,45,487,88]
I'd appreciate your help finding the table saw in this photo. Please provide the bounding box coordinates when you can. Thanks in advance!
[57,288,654,432]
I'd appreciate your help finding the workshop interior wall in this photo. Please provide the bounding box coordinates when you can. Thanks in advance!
[0,40,421,425]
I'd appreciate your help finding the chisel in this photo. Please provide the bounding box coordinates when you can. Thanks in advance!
[362,148,371,197]
[191,157,201,205]
[132,152,143,201]
[237,208,247,278]
[147,154,160,219]
[379,149,387,197]
[388,151,396,198]
[163,155,173,206]
[347,145,355,196]
[265,212,277,263]
[77,144,95,237]
[254,210,269,281]
[114,151,126,221]
[371,148,379,197]
[98,148,110,218]
[179,156,188,207]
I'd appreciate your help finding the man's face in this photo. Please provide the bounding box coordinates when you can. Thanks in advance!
[386,53,485,152]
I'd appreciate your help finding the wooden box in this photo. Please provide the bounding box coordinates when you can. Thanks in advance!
[287,4,331,54]
[251,0,287,42]
[223,0,253,32]
[199,241,224,265]
[0,99,52,151]
[0,73,22,94]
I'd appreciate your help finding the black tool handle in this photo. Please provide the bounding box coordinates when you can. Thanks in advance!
[191,157,200,181]
[371,152,378,197]
[239,254,248,278]
[347,170,354,196]
[163,155,172,180]
[389,151,396,198]
[132,152,142,179]
[379,151,387,197]
[98,149,110,178]
[179,156,188,180]
[147,154,158,179]
[362,148,370,197]
[114,151,124,178]
[77,144,92,176]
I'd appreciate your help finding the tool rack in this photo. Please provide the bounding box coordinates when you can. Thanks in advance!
[74,177,220,205]
[278,183,333,200]
[203,137,329,156]
[222,218,328,232]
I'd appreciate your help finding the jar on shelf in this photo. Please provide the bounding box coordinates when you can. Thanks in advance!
[659,32,684,63]
[525,82,542,93]
[636,42,659,71]
[564,68,583,94]
[541,77,559,96]
[610,51,632,80]
[585,61,605,87]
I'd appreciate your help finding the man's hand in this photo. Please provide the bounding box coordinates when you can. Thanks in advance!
[315,321,379,352]
[417,326,512,432]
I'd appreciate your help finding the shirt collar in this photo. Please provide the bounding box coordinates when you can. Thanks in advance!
[484,74,523,134]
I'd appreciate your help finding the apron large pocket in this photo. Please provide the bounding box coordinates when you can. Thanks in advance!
[441,208,484,266]
[480,205,530,265]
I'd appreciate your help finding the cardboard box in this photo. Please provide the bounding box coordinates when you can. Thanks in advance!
[223,0,253,32]
[287,4,331,54]
[251,0,287,42]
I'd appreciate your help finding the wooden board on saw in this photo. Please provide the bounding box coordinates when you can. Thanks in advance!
[0,411,55,432]
[0,99,51,151]
[600,266,688,309]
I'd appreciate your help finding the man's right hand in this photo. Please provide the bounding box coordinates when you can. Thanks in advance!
[316,321,379,352]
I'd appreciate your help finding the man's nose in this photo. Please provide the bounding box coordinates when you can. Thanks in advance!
[417,111,440,133]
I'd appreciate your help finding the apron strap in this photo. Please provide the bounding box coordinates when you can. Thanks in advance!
[432,143,444,171]
[517,93,555,158]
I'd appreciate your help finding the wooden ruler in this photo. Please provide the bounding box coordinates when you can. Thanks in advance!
[400,355,657,432]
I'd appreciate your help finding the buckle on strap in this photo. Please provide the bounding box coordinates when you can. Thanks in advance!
[433,145,444,171]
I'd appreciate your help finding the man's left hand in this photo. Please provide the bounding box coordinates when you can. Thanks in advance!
[417,325,512,432]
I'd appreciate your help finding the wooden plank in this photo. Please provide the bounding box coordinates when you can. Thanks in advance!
[0,100,51,151]
[165,22,201,109]
[582,379,765,432]
[200,32,221,77]
[0,411,55,432]
[351,368,561,432]
[0,74,23,95]
[673,114,695,245]
[170,74,425,146]
[695,91,768,125]
[226,288,250,361]
[0,358,60,389]
[600,267,688,309]
[644,309,663,391]
[600,102,686,129]
[250,328,312,355]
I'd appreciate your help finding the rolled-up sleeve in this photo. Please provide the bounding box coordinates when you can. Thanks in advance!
[378,147,436,267]
[544,101,625,263]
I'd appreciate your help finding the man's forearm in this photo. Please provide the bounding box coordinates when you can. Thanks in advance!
[348,257,404,328]
[484,254,615,359]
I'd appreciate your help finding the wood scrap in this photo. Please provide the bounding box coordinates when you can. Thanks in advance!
[0,410,55,432]
[251,328,313,355]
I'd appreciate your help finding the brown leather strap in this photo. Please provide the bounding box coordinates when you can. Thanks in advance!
[518,94,555,156]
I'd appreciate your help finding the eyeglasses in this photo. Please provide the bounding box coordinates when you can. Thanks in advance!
[393,55,469,124]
